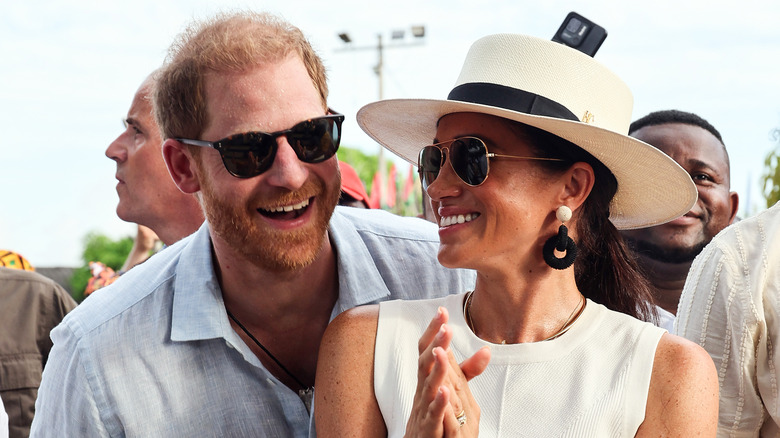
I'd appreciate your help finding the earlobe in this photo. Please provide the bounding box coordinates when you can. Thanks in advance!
[162,139,201,194]
[559,162,595,211]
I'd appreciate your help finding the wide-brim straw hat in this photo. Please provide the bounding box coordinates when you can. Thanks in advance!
[357,33,697,230]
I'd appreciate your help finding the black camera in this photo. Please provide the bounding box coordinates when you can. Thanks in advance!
[552,12,607,57]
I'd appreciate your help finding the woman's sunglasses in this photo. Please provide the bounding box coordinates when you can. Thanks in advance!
[418,136,565,190]
[176,113,344,178]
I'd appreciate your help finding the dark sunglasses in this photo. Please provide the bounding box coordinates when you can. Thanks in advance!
[176,113,344,178]
[418,136,565,189]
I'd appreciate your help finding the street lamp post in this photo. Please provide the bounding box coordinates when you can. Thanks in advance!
[336,26,426,208]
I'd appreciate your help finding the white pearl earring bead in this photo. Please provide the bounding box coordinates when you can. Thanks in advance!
[556,205,572,223]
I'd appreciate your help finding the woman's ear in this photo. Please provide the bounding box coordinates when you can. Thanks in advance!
[162,139,201,194]
[558,162,595,211]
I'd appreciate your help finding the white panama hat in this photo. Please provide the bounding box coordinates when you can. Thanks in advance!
[357,33,697,230]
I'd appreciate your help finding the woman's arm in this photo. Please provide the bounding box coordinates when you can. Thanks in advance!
[636,333,718,437]
[315,305,387,438]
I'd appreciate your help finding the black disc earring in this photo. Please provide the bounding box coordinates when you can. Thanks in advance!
[543,205,578,270]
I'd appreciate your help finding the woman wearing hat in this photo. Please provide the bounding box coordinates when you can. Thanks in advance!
[315,34,717,436]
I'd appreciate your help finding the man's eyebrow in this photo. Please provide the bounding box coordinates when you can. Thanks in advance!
[123,117,141,129]
[686,158,728,178]
[688,158,719,172]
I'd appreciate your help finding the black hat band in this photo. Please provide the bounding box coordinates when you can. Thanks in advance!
[448,82,578,122]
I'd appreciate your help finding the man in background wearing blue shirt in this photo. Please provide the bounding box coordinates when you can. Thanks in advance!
[31,11,474,437]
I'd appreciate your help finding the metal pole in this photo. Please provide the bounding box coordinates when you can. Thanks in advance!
[376,34,387,207]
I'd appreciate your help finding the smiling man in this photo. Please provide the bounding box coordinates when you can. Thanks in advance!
[30,11,473,438]
[621,110,738,329]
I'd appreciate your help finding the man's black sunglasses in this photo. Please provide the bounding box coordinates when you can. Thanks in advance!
[176,113,344,178]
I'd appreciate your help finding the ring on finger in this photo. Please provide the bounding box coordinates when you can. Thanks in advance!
[455,409,467,427]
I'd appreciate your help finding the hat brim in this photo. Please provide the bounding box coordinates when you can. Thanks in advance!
[357,98,697,230]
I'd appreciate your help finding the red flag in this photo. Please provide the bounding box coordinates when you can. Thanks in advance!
[367,171,381,209]
[402,164,415,201]
[386,164,397,208]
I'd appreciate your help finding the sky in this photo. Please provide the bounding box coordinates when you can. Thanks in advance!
[2,0,779,267]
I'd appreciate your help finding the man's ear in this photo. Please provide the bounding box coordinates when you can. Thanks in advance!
[558,161,595,212]
[727,191,740,224]
[162,139,201,194]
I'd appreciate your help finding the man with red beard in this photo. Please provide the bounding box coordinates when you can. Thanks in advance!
[31,11,474,438]
[621,110,738,330]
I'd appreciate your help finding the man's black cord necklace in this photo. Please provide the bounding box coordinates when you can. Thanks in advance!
[226,309,312,392]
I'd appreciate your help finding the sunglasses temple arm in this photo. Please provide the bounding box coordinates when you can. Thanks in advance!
[176,138,218,149]
[487,153,565,162]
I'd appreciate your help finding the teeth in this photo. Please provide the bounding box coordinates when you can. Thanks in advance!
[439,213,479,227]
[265,198,310,213]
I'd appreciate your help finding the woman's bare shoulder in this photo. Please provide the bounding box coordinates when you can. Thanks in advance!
[637,332,718,436]
[654,332,716,375]
[324,304,380,341]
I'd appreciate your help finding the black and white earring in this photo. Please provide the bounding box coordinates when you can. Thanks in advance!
[543,205,578,270]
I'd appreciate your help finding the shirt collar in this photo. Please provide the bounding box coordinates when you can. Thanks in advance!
[170,222,231,343]
[328,207,391,314]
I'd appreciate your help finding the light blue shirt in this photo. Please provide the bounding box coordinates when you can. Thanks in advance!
[31,207,475,437]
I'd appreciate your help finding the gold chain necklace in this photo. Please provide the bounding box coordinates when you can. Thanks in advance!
[463,291,586,343]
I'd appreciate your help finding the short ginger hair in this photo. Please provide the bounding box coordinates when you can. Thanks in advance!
[153,11,328,140]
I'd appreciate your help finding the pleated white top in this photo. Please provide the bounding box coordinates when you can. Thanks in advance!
[375,293,665,437]
[676,201,780,437]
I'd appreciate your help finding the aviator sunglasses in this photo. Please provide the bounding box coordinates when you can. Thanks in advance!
[176,112,345,178]
[418,136,565,190]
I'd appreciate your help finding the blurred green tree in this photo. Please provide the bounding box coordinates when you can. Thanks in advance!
[337,146,378,188]
[69,233,133,302]
[762,129,780,208]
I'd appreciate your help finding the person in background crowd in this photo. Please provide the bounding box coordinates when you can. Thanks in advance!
[85,72,206,296]
[621,109,738,330]
[106,70,205,247]
[31,11,474,437]
[338,161,371,208]
[0,253,76,438]
[677,201,780,436]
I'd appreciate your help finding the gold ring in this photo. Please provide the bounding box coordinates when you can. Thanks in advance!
[455,409,467,426]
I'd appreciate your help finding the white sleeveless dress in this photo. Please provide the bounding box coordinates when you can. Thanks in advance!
[374,293,665,437]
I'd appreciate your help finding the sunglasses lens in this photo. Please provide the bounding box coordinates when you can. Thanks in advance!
[288,117,342,163]
[211,114,344,178]
[220,134,276,178]
[450,138,488,186]
[418,146,443,190]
